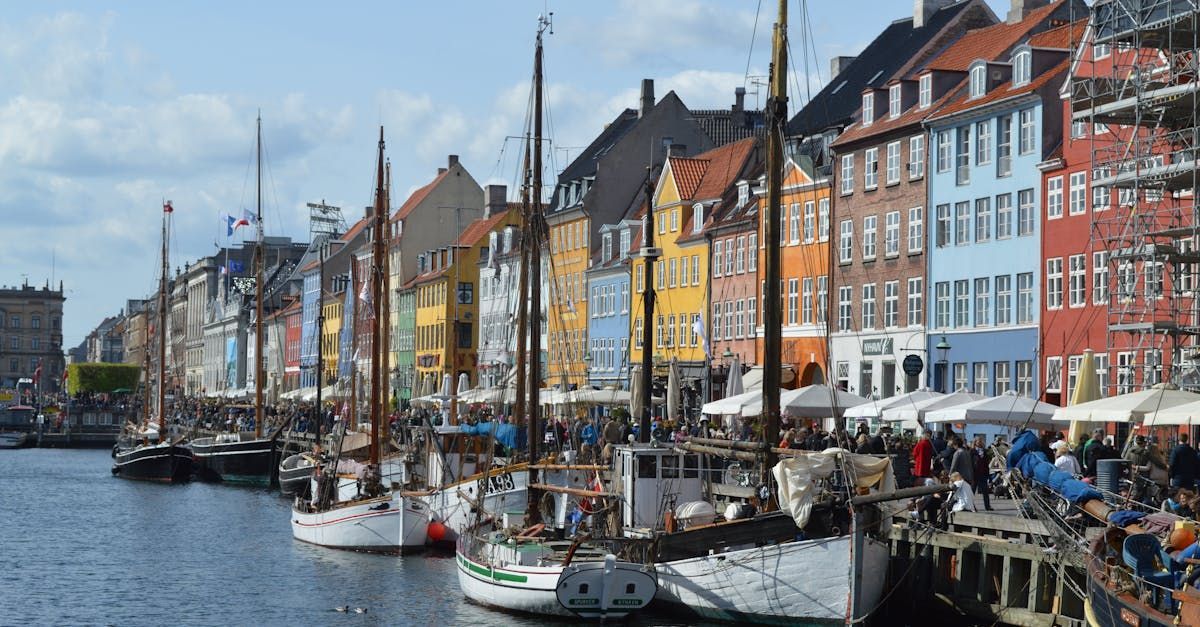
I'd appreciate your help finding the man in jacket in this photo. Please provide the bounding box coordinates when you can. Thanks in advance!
[948,437,975,488]
[1169,433,1198,489]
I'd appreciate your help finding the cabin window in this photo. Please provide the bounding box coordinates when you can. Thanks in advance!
[661,455,680,479]
[637,456,657,479]
[626,583,636,594]
[578,583,589,594]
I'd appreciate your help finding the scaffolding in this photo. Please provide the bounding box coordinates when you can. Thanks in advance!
[1075,0,1200,391]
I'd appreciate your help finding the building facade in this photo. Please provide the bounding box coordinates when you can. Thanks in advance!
[0,282,66,391]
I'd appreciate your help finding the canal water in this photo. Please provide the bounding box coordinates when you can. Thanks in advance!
[0,449,709,626]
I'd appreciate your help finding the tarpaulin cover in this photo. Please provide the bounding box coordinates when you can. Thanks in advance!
[1109,510,1148,527]
[773,449,895,529]
[1060,478,1103,504]
[1007,430,1042,470]
[1033,460,1055,484]
[459,421,525,450]
[1047,470,1070,493]
[1006,430,1104,505]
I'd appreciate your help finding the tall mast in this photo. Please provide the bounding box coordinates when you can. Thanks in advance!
[315,242,325,442]
[254,113,265,439]
[513,135,531,435]
[638,171,656,442]
[381,162,392,436]
[369,127,387,466]
[525,16,548,524]
[158,202,170,436]
[762,0,788,477]
[349,262,358,443]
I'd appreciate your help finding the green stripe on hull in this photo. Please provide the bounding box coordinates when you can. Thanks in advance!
[458,554,529,583]
[219,474,271,486]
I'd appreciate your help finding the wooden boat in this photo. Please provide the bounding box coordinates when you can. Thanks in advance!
[278,451,318,497]
[0,432,28,449]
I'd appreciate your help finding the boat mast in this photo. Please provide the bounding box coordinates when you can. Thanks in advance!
[254,113,265,440]
[381,162,392,435]
[157,201,170,437]
[349,261,358,442]
[369,127,386,466]
[762,0,788,478]
[513,135,531,433]
[525,15,548,524]
[315,241,325,442]
[638,170,656,443]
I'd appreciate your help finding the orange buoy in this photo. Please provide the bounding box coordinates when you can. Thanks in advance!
[427,520,448,543]
[1170,528,1196,551]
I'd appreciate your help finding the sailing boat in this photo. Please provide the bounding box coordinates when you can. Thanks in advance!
[192,114,284,486]
[290,128,430,553]
[112,201,194,483]
[454,16,657,619]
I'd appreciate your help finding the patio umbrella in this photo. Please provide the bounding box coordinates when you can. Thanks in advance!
[440,374,453,398]
[1053,382,1200,423]
[842,388,944,421]
[456,373,471,416]
[925,391,1057,428]
[882,390,988,426]
[1066,349,1102,444]
[779,384,870,418]
[667,357,681,421]
[629,365,644,419]
[701,390,761,416]
[725,355,744,398]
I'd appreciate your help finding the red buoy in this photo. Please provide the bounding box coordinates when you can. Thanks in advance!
[427,520,447,543]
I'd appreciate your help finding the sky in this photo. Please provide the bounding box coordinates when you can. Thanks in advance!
[0,0,1014,347]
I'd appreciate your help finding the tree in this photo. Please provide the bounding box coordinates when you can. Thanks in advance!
[67,363,141,395]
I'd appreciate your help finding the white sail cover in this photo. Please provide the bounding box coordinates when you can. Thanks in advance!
[772,450,895,529]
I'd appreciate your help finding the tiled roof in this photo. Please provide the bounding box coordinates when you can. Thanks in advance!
[928,58,1069,120]
[394,170,448,221]
[925,0,1065,72]
[1028,17,1086,49]
[677,138,761,244]
[668,157,709,201]
[787,0,973,136]
[454,204,521,247]
[690,108,765,145]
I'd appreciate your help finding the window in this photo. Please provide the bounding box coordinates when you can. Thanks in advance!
[711,304,721,345]
[656,262,665,290]
[1066,354,1083,402]
[954,201,970,245]
[712,241,723,278]
[1018,188,1035,236]
[954,280,969,328]
[976,121,992,166]
[974,197,991,243]
[996,193,1013,239]
[1182,239,1196,294]
[1017,361,1034,397]
[1069,171,1087,215]
[908,207,923,253]
[658,213,666,235]
[818,199,829,242]
[861,283,876,329]
[838,286,852,331]
[908,278,923,327]
[787,279,799,325]
[1069,254,1087,307]
[974,277,990,327]
[1013,50,1032,86]
[1117,260,1135,302]
[635,265,644,292]
[670,209,679,231]
[936,131,951,173]
[997,114,1013,177]
[995,274,1012,326]
[889,84,902,119]
[1092,168,1111,211]
[1093,252,1108,305]
[935,204,950,248]
[1046,175,1065,219]
[31,316,40,330]
[935,281,950,328]
[954,363,968,393]
[955,126,971,185]
[1045,356,1062,393]
[862,92,874,126]
[840,154,854,194]
[621,282,629,312]
[725,238,734,275]
[802,278,814,324]
[1018,108,1035,154]
[1046,258,1064,309]
[969,63,986,98]
[864,147,878,189]
[803,202,815,243]
[1147,261,1165,298]
[735,237,745,273]
[884,281,899,328]
[1094,43,1111,59]
[746,299,757,337]
[886,141,901,184]
[862,215,877,260]
[817,277,827,324]
[668,258,677,288]
[974,362,990,395]
[909,135,925,179]
[919,74,931,108]
[734,300,744,339]
[745,239,755,272]
[602,233,612,260]
[885,211,900,257]
[839,220,853,263]
[680,257,690,287]
[789,203,801,244]
[995,361,1012,395]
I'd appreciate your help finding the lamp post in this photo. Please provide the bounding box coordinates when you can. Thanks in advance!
[935,336,951,393]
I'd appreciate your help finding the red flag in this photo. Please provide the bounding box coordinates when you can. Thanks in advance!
[163,200,173,213]
[63,369,69,382]
[33,363,42,386]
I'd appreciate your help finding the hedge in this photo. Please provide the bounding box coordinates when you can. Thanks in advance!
[67,363,142,395]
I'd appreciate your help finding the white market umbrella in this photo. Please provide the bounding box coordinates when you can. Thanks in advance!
[1142,397,1200,426]
[842,388,944,421]
[440,374,453,398]
[1065,349,1102,445]
[667,357,681,421]
[568,388,631,406]
[779,384,870,418]
[925,390,1057,427]
[629,365,645,418]
[701,390,761,417]
[725,355,744,397]
[1053,383,1200,423]
[456,373,471,416]
[882,390,987,426]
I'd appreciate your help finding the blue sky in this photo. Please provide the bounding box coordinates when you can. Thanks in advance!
[0,0,1015,346]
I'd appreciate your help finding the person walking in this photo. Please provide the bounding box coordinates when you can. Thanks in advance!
[1169,433,1198,489]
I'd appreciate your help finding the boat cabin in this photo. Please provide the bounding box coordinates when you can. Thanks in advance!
[613,444,703,537]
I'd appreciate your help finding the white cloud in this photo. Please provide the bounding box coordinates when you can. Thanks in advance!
[581,0,756,67]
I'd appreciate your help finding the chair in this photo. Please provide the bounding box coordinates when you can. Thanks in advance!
[1122,533,1177,610]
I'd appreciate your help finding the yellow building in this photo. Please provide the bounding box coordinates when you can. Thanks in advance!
[631,138,759,381]
[412,204,520,388]
[321,288,343,386]
[545,214,590,388]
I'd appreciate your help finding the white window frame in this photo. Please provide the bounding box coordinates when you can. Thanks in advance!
[840,154,854,195]
[995,274,1012,325]
[803,201,815,243]
[954,201,970,246]
[1045,356,1062,393]
[802,277,814,325]
[789,202,801,244]
[787,279,799,326]
[955,280,970,328]
[1046,257,1064,309]
[1018,108,1036,154]
[996,193,1013,239]
[889,84,902,119]
[818,198,830,242]
[862,215,877,260]
[969,63,986,98]
[918,74,931,108]
[974,277,991,327]
[884,280,899,328]
[976,120,992,165]
[864,147,878,190]
[1018,188,1036,236]
[1047,176,1063,219]
[862,92,874,126]
[1093,251,1108,305]
[936,131,951,173]
[1069,254,1087,308]
[839,220,853,263]
[838,286,852,332]
[861,283,876,329]
[1069,171,1087,216]
[936,204,950,248]
[909,135,925,179]
[885,210,900,258]
[935,281,950,329]
[975,197,991,243]
[907,206,923,253]
[1013,49,1032,86]
[885,141,901,185]
[907,277,923,327]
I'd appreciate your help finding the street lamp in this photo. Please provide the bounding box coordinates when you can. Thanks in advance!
[935,336,951,393]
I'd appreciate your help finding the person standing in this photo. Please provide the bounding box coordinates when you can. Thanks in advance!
[948,437,975,489]
[911,430,935,481]
[971,435,993,511]
[1169,433,1198,489]
[1053,441,1082,475]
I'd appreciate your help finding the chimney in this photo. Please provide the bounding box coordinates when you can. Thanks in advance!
[668,143,687,157]
[913,0,955,28]
[437,167,447,175]
[638,78,655,118]
[1008,0,1050,24]
[830,56,857,78]
[732,86,747,128]
[448,154,459,169]
[483,184,507,218]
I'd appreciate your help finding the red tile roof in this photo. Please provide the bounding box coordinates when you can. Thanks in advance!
[928,58,1070,121]
[454,204,520,247]
[667,157,708,201]
[1028,18,1086,49]
[393,170,449,222]
[676,138,760,243]
[925,0,1066,72]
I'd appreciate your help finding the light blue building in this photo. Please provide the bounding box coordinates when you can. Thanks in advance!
[299,265,321,389]
[924,41,1069,436]
[587,220,639,390]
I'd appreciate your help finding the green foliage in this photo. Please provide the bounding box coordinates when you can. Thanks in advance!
[67,363,141,395]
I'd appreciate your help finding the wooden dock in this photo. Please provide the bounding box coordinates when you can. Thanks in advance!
[884,496,1087,626]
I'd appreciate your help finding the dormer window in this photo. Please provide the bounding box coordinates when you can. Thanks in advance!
[919,74,931,108]
[692,203,704,234]
[620,228,631,259]
[969,62,986,99]
[737,182,749,208]
[861,92,874,126]
[1012,49,1032,87]
[602,232,612,261]
[888,84,902,119]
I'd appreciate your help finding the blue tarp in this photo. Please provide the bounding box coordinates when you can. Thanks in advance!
[1110,510,1148,527]
[1033,460,1056,484]
[458,421,525,450]
[1008,429,1103,505]
[1007,430,1042,470]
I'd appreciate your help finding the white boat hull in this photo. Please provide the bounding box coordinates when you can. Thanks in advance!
[653,535,889,625]
[423,469,528,543]
[291,493,430,553]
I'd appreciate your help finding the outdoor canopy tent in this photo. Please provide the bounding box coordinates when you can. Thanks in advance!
[701,385,868,418]
[1051,383,1200,423]
[881,390,987,426]
[842,389,944,421]
[924,391,1057,428]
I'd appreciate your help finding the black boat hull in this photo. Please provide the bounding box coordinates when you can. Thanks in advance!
[191,437,276,486]
[277,465,312,497]
[112,444,193,483]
